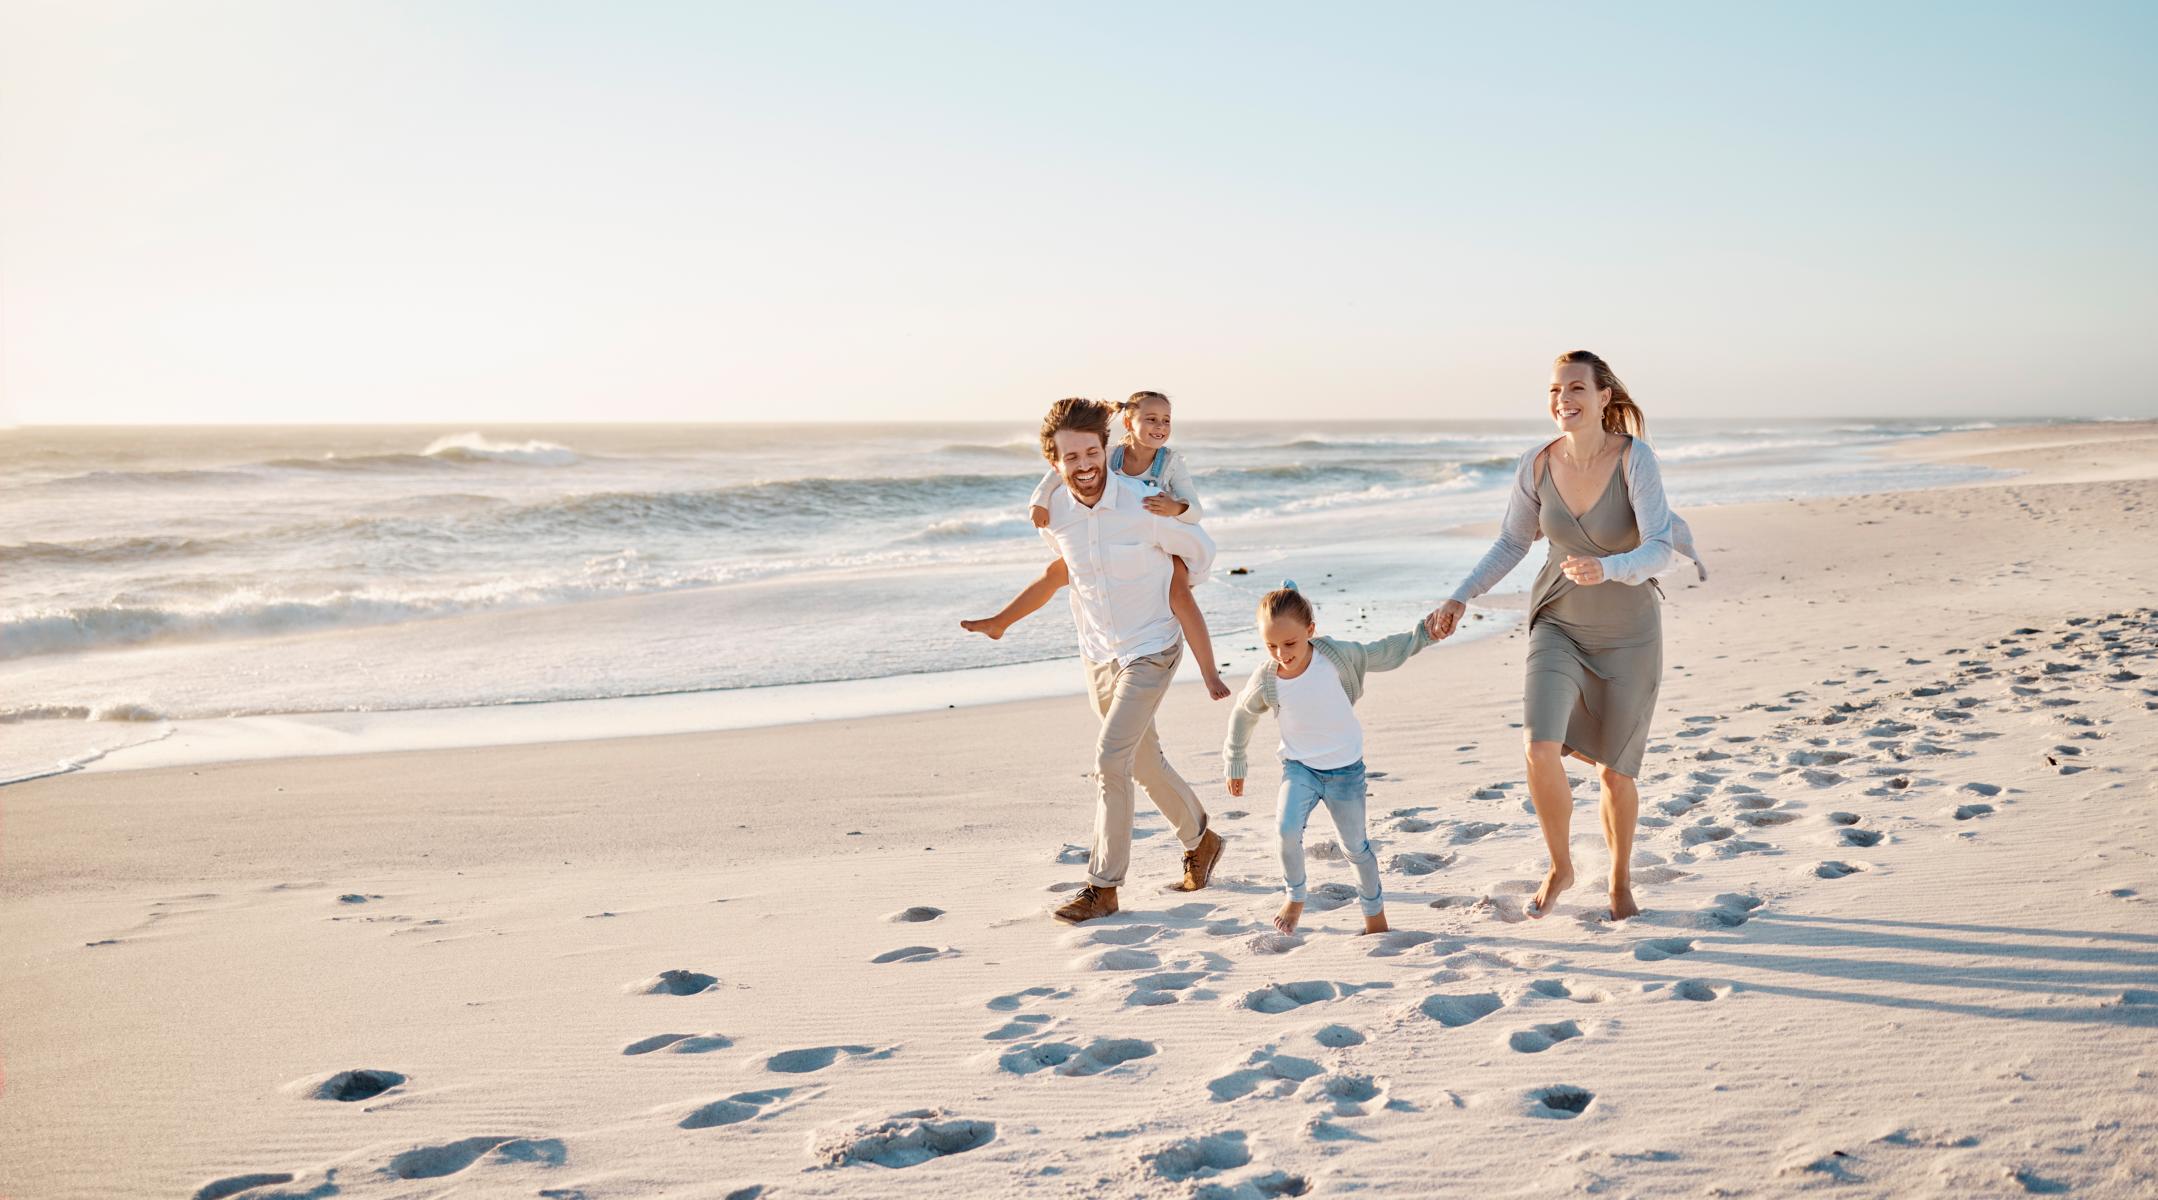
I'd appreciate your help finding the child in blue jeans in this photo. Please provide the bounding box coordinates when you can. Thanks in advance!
[1223,581,1435,934]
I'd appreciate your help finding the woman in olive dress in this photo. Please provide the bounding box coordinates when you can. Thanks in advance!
[1425,351,1704,920]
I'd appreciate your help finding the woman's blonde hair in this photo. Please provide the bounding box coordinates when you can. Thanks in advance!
[1555,350,1645,437]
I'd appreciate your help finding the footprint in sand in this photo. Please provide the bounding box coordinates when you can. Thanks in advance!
[1303,882,1363,912]
[1144,1130,1251,1181]
[1507,1020,1584,1053]
[1388,851,1455,876]
[627,970,720,996]
[984,1014,1053,1040]
[1680,824,1735,847]
[812,1110,995,1169]
[987,985,1069,1011]
[1730,794,1776,811]
[382,1137,565,1180]
[1246,932,1306,954]
[1451,821,1506,843]
[1089,948,1162,971]
[1082,923,1165,946]
[1697,894,1764,929]
[1670,980,1735,1002]
[1128,970,1210,1007]
[290,1068,406,1102]
[765,1045,892,1074]
[1951,803,1996,820]
[1633,938,1696,962]
[997,1037,1157,1077]
[1314,1023,1367,1048]
[680,1088,795,1129]
[1960,782,2002,797]
[1366,930,1460,959]
[1312,1071,1388,1116]
[1814,860,1868,879]
[1207,1047,1325,1101]
[1839,828,1884,847]
[623,1033,733,1056]
[1525,1085,1594,1119]
[1736,809,1798,827]
[1239,980,1343,1014]
[1826,811,1861,826]
[886,906,945,923]
[1524,979,1613,1004]
[1418,991,1503,1027]
[192,1174,312,1200]
[871,945,951,964]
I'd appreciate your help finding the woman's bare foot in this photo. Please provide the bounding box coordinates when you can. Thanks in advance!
[959,618,1006,640]
[1361,911,1389,935]
[1202,671,1231,701]
[1609,882,1639,921]
[1527,864,1574,918]
[1273,900,1304,934]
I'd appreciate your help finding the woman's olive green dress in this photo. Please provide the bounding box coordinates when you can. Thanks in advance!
[1523,457,1663,776]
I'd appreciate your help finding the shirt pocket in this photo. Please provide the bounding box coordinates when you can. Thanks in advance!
[1102,542,1155,582]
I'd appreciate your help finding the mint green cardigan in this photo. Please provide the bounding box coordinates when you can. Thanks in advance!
[1222,621,1435,779]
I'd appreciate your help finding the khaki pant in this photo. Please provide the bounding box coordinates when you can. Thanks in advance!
[1083,644,1209,888]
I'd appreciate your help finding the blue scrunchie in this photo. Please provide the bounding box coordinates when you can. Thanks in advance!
[1281,578,1298,590]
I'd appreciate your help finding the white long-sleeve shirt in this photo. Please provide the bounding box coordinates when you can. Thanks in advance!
[1039,472,1216,667]
[1448,436,1707,605]
[1029,445,1204,523]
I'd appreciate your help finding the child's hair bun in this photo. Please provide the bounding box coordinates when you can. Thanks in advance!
[1281,578,1297,590]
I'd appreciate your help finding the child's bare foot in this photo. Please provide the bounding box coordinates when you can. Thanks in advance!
[1526,864,1574,919]
[1273,900,1304,934]
[1202,671,1231,701]
[1361,911,1389,935]
[959,618,1006,640]
[1609,882,1639,921]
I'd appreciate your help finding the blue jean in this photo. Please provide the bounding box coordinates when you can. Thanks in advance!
[1276,758,1383,916]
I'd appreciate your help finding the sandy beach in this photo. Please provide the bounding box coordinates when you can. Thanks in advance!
[4,421,2155,1199]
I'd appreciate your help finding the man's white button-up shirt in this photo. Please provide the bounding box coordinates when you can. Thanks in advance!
[1039,472,1216,667]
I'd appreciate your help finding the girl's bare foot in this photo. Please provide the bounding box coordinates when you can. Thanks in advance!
[1609,882,1639,920]
[1273,900,1304,934]
[959,618,1005,640]
[1361,911,1389,935]
[1203,672,1231,701]
[1527,864,1574,918]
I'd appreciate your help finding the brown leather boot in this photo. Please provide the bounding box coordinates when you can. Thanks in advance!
[1175,828,1225,892]
[1053,884,1118,924]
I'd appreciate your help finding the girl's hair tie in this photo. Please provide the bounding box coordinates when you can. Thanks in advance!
[1281,578,1298,590]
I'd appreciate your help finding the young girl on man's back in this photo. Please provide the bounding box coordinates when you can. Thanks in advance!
[961,391,1228,700]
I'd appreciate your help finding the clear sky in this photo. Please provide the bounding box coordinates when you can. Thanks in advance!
[3,1,2153,425]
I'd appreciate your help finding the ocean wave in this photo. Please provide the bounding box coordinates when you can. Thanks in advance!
[419,432,581,466]
[0,534,221,567]
[0,701,165,723]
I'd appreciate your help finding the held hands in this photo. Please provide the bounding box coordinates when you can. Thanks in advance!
[1424,599,1466,640]
[1029,505,1051,528]
[1227,778,1245,797]
[1142,495,1189,517]
[1560,556,1607,586]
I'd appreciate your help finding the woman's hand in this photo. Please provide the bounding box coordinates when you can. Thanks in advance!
[1560,556,1606,586]
[1142,495,1188,517]
[1029,505,1051,528]
[1227,778,1245,797]
[1424,599,1466,640]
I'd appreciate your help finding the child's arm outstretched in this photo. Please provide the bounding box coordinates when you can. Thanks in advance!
[1221,667,1272,794]
[1338,619,1439,677]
